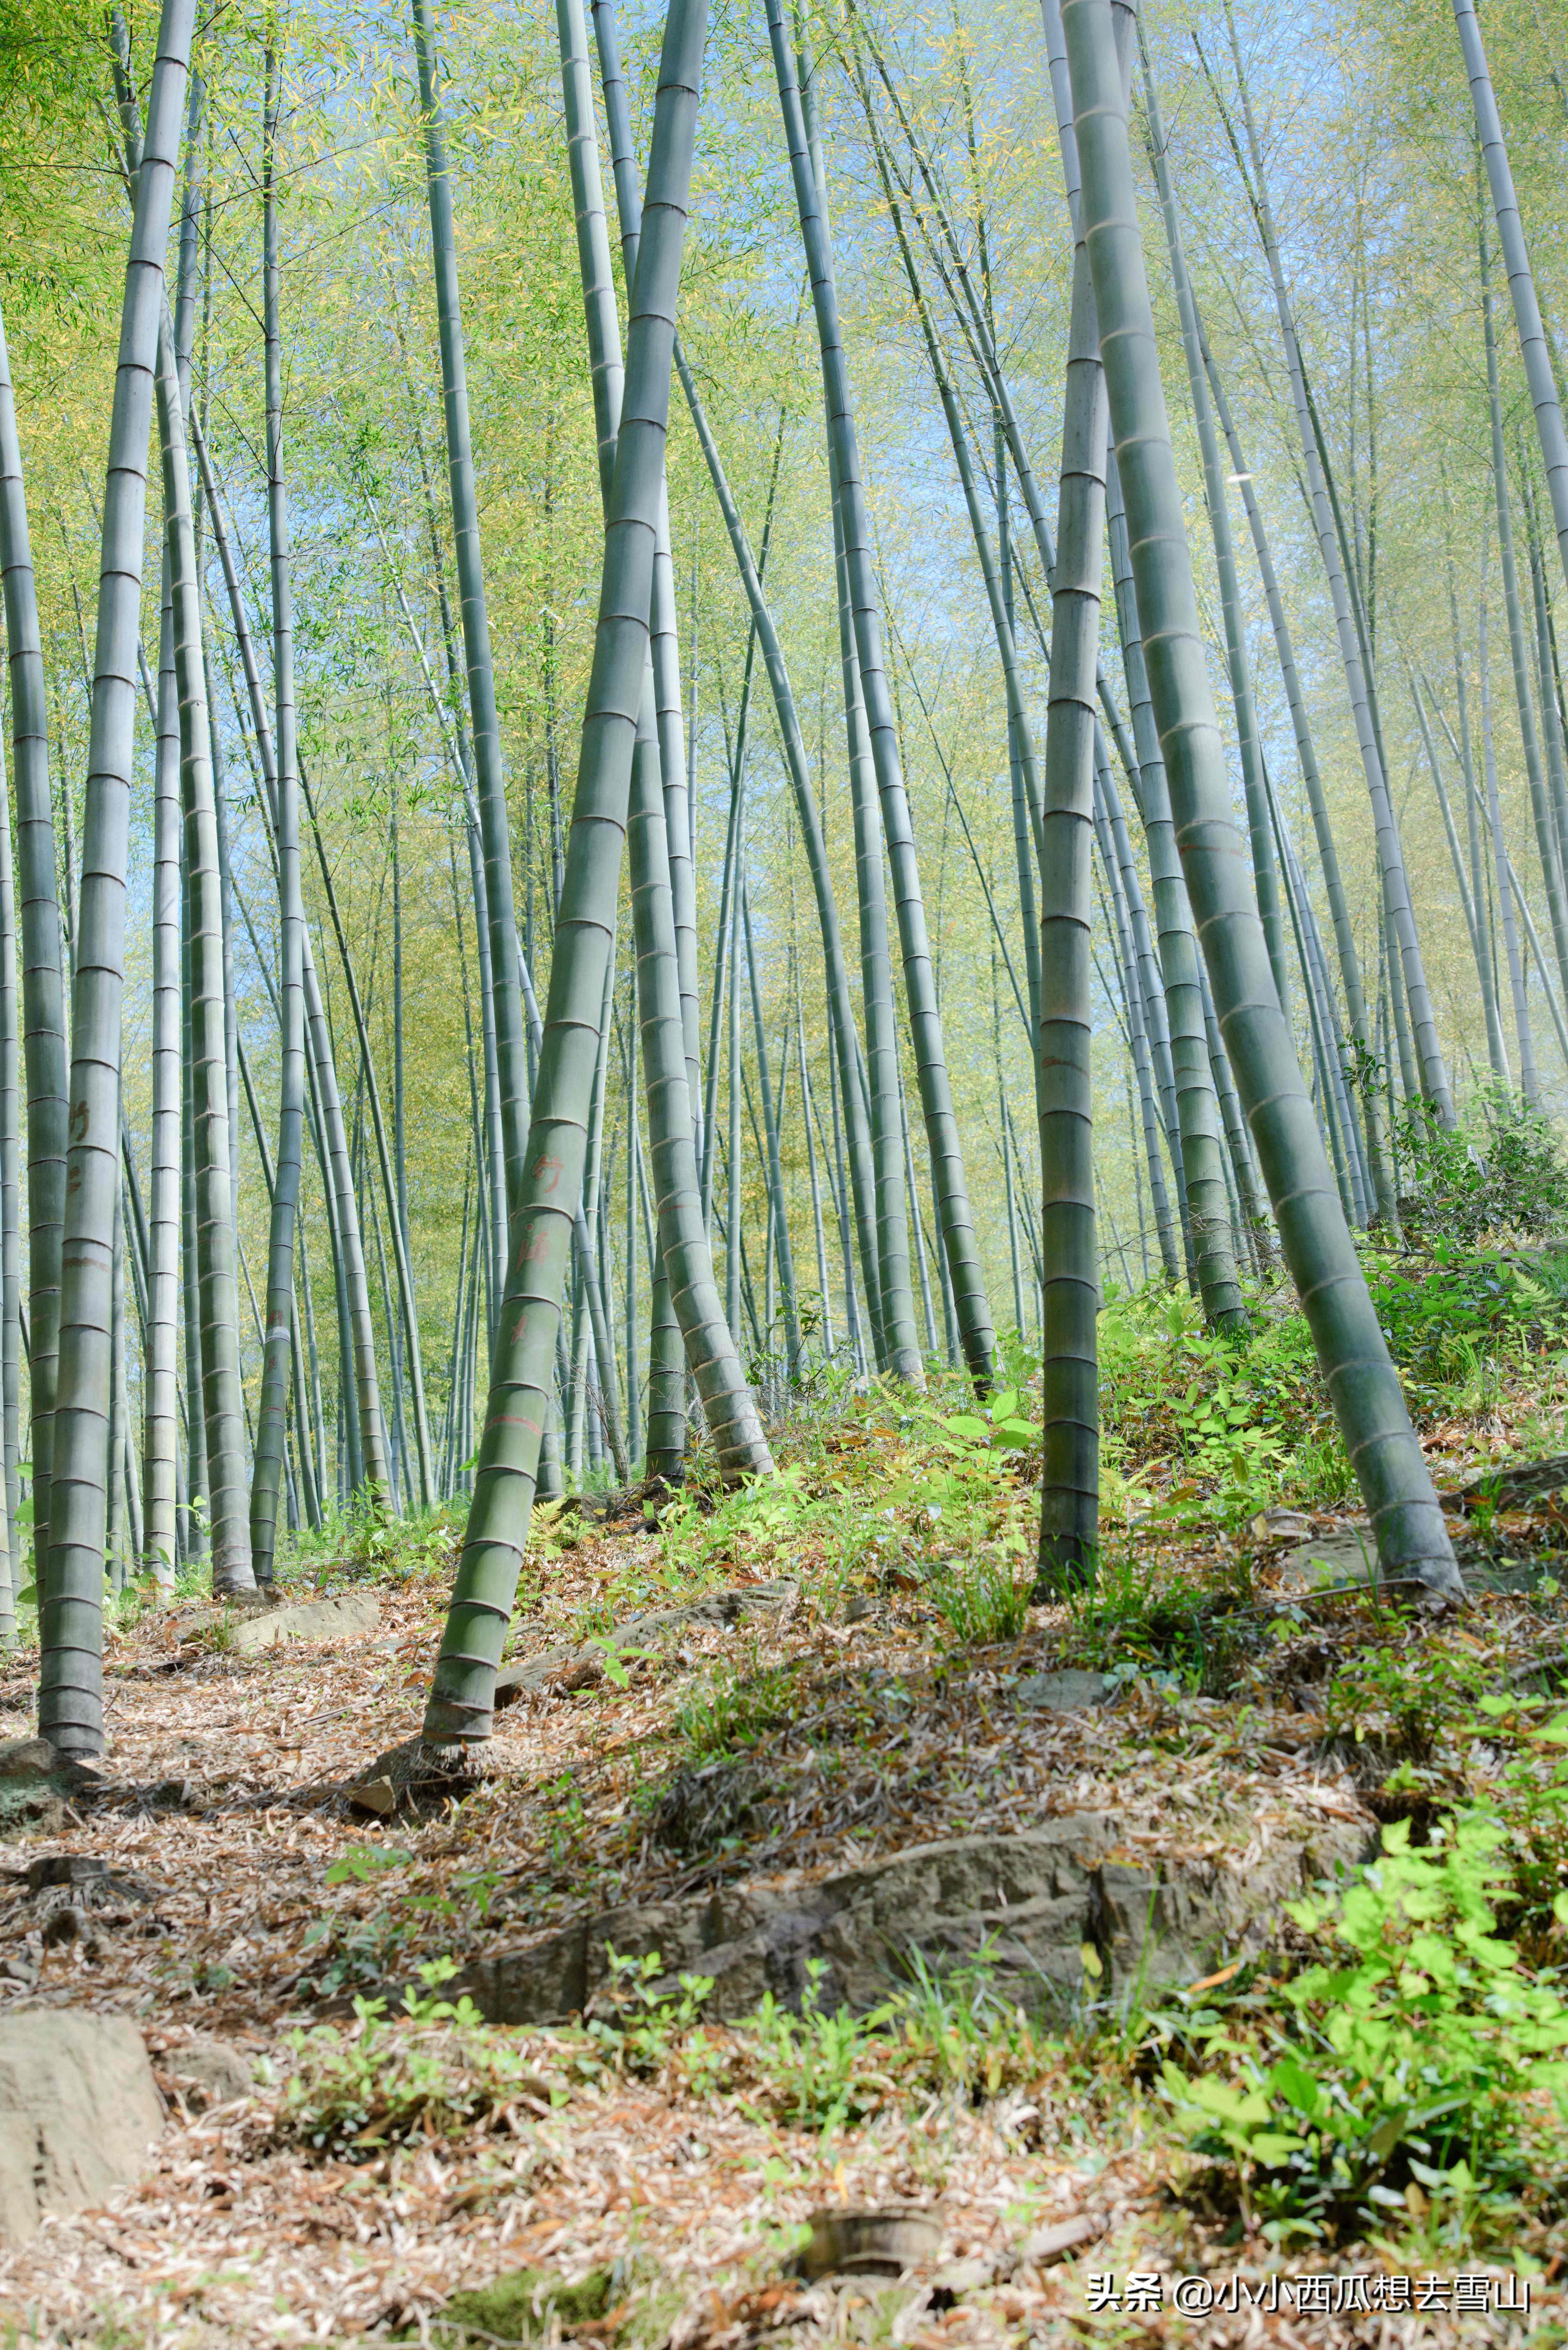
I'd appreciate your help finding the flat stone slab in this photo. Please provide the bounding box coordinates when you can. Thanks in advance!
[1275,1532,1381,1593]
[494,1579,798,1708]
[0,2010,163,2245]
[452,1810,1371,2028]
[1014,1669,1110,1712]
[228,1590,381,1654]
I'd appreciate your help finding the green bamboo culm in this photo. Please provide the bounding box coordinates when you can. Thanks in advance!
[251,44,308,1582]
[592,0,703,1135]
[1062,0,1464,1602]
[1454,0,1568,608]
[423,0,712,1750]
[411,0,529,1221]
[1036,109,1107,1591]
[0,298,68,1611]
[41,0,199,1758]
[144,527,180,1580]
[559,0,768,1477]
[158,310,253,1593]
[1142,66,1288,1024]
[0,729,19,1613]
[767,0,994,1392]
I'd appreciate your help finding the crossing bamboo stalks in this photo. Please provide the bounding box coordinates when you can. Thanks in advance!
[159,313,252,1593]
[1210,3,1454,1129]
[1063,0,1463,1601]
[424,0,724,1751]
[676,356,885,1365]
[192,414,389,1504]
[561,0,763,1475]
[768,1,994,1391]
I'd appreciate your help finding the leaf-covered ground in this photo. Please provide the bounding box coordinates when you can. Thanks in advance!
[4,1264,1568,2346]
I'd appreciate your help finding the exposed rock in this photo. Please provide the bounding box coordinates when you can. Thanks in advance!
[1014,1669,1109,1712]
[649,1760,774,1853]
[1274,1532,1380,1593]
[164,2035,251,2109]
[228,1589,381,1654]
[0,2010,164,2245]
[494,1579,799,1710]
[0,1737,68,1835]
[453,1811,1371,2027]
[0,1737,56,1780]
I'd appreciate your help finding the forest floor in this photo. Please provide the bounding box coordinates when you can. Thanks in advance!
[3,1255,1568,2346]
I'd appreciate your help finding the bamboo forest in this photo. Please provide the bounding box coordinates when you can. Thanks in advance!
[11,0,1568,2331]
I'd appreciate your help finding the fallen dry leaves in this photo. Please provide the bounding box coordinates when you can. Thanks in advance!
[0,1524,1562,2346]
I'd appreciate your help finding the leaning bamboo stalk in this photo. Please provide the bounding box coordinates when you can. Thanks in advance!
[1454,0,1568,610]
[1209,3,1453,1128]
[1141,55,1287,1015]
[591,0,703,1136]
[411,0,530,1233]
[424,0,725,1753]
[1063,0,1462,1601]
[559,0,761,1471]
[1479,204,1568,996]
[1480,590,1538,1103]
[42,0,199,1758]
[1192,307,1394,1219]
[192,415,388,1502]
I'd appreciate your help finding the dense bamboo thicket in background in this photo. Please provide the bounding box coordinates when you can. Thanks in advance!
[10,0,1568,1737]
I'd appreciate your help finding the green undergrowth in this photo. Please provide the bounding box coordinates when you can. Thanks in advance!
[275,1810,1568,2262]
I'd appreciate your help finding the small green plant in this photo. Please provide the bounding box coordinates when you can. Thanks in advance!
[744,1960,897,2134]
[1158,1808,1568,2243]
[278,1960,557,2157]
[1323,1642,1485,1758]
[674,1651,801,1759]
[583,1948,718,2081]
[324,1844,412,1888]
[928,1551,1032,1647]
[1060,1548,1253,1696]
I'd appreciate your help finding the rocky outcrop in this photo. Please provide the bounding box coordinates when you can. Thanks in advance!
[0,2011,164,2245]
[453,1810,1371,2026]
